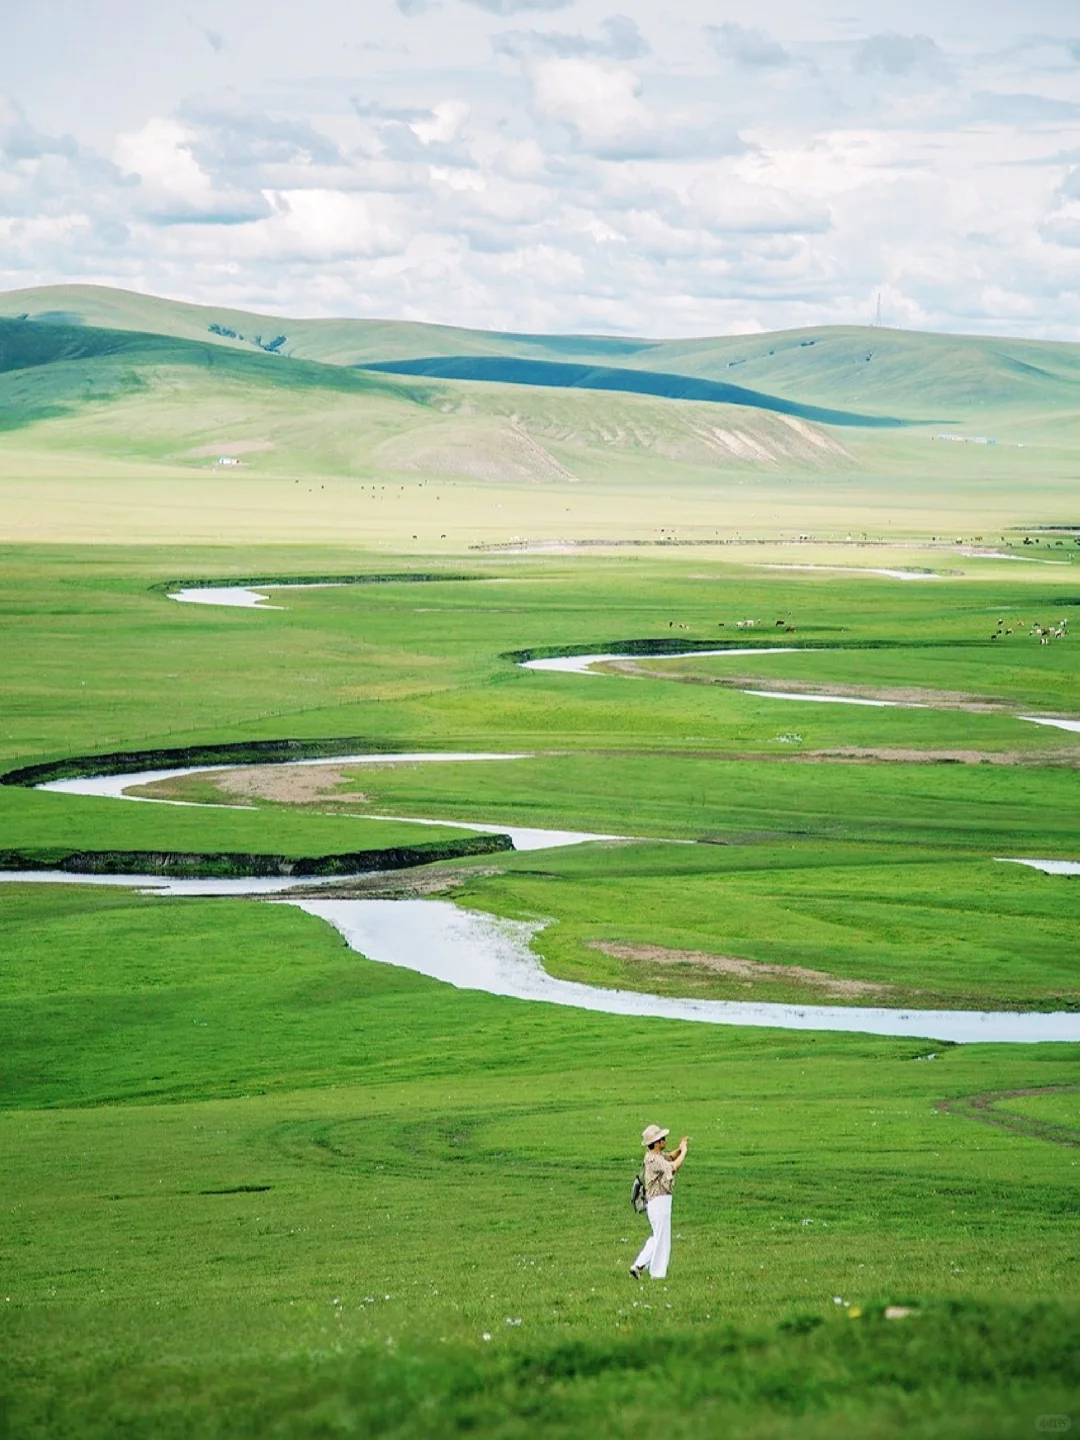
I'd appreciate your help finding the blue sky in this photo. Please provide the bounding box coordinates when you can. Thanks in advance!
[2,0,1079,337]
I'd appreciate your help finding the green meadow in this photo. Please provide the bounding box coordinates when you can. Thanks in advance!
[1,292,1079,1435]
[2,880,1079,1439]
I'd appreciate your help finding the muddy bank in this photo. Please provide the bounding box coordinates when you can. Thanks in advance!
[0,737,405,789]
[796,747,1079,767]
[164,572,486,608]
[509,636,999,666]
[153,571,482,596]
[757,564,944,580]
[0,834,512,880]
[606,658,1014,714]
[1,740,524,790]
[525,644,1080,736]
[281,864,507,900]
[524,646,801,676]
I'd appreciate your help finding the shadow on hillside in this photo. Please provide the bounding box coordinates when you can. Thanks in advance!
[0,316,432,434]
[358,355,920,428]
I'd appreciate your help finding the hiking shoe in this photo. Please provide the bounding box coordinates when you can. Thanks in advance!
[629,1266,643,1280]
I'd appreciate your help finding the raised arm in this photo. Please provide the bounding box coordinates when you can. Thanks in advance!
[670,1136,689,1172]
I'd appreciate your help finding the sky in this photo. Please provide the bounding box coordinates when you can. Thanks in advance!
[2,0,1079,338]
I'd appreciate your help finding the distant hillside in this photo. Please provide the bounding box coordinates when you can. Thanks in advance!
[1,284,1078,423]
[0,315,416,438]
[0,315,863,481]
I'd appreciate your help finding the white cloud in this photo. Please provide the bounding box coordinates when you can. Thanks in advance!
[254,189,410,260]
[411,100,470,146]
[689,170,831,235]
[113,117,268,223]
[529,58,651,150]
[115,118,212,202]
[0,93,76,162]
[491,138,547,180]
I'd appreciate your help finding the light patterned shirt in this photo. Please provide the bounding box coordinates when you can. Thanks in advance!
[643,1149,676,1199]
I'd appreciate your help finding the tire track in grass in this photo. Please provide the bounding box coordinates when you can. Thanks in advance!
[937,1087,1080,1146]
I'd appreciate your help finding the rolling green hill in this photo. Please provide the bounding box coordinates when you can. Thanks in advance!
[0,315,899,433]
[2,283,1079,423]
[0,314,416,434]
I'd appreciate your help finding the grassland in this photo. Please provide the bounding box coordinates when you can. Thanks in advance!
[1,289,1079,1434]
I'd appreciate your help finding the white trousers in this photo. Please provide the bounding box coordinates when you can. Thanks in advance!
[633,1194,673,1280]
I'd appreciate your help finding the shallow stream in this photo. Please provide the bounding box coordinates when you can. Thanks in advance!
[2,863,1077,1043]
[13,592,1078,1043]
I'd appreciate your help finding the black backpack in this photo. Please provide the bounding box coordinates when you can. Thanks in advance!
[630,1169,647,1214]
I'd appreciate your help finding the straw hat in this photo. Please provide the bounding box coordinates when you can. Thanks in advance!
[641,1124,670,1147]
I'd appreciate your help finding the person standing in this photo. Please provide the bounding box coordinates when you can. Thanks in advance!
[630,1124,688,1281]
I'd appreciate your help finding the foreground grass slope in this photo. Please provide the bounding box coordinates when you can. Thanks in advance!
[2,882,1077,1437]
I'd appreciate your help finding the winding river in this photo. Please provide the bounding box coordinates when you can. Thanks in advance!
[2,857,1077,1042]
[7,580,1078,1044]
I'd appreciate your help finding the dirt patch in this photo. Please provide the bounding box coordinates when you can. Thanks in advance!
[605,659,1015,713]
[210,765,370,805]
[281,865,505,900]
[376,421,578,483]
[588,940,895,999]
[798,747,1080,766]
